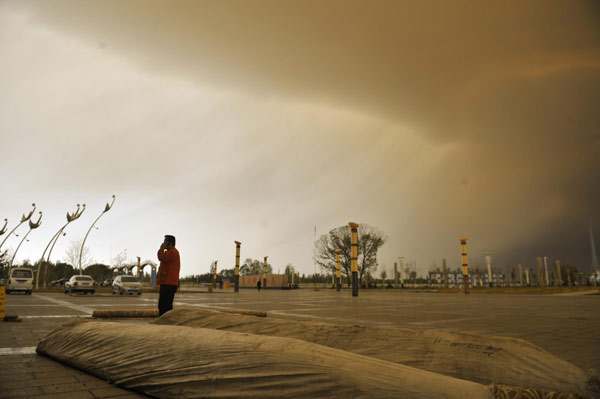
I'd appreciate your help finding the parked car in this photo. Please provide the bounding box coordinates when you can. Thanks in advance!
[6,267,34,295]
[112,275,142,295]
[64,275,96,294]
[50,278,67,286]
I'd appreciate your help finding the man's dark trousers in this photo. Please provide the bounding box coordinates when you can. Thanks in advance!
[158,284,178,316]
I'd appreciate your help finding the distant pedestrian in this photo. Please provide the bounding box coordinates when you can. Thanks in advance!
[219,280,223,290]
[257,280,261,291]
[157,235,180,316]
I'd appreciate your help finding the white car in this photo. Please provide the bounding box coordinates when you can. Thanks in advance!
[112,275,142,295]
[64,275,96,294]
[6,267,34,295]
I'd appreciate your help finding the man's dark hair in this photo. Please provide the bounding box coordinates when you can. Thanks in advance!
[165,235,176,246]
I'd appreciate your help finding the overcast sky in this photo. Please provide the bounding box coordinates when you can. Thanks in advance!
[1,0,599,277]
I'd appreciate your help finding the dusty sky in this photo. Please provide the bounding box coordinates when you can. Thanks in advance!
[1,0,599,277]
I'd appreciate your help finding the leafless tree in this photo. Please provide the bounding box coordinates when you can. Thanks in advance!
[315,224,386,286]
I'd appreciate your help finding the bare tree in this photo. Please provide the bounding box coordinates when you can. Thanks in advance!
[63,239,93,270]
[315,224,387,286]
[111,249,129,268]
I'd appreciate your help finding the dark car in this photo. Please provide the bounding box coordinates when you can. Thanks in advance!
[50,278,67,286]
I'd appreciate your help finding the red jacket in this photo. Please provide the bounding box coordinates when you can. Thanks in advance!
[156,246,180,286]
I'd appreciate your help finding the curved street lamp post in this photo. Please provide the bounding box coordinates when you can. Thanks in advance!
[36,204,86,289]
[79,196,115,275]
[0,203,36,251]
[10,212,43,267]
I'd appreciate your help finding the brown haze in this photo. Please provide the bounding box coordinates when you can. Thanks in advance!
[1,0,599,275]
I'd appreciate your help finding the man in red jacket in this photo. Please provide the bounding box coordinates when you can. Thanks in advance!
[157,235,180,316]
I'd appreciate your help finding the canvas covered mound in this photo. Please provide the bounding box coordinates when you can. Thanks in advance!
[154,308,596,397]
[37,319,493,399]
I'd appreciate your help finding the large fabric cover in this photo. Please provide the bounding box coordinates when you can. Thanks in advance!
[154,308,594,397]
[37,319,493,399]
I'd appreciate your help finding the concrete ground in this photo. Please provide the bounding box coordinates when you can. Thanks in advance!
[1,288,599,398]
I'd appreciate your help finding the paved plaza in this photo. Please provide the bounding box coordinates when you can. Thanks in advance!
[1,288,598,398]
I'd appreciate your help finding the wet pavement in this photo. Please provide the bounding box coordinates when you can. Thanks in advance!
[1,288,598,398]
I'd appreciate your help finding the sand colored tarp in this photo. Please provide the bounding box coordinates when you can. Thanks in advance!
[154,308,596,397]
[37,319,493,399]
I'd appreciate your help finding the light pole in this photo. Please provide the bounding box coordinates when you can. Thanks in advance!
[79,195,115,275]
[37,204,85,288]
[0,203,36,251]
[10,212,43,267]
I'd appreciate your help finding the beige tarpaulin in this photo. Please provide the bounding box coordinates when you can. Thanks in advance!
[154,308,596,397]
[37,319,493,399]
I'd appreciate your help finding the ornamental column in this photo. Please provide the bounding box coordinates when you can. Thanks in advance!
[349,222,359,297]
[234,241,241,293]
[335,249,341,292]
[263,256,268,288]
[460,238,470,294]
[213,260,218,288]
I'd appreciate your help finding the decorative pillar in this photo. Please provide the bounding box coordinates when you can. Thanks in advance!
[543,256,550,286]
[349,222,359,297]
[234,241,241,293]
[399,257,405,288]
[518,264,523,286]
[537,257,544,287]
[525,268,530,286]
[442,258,448,288]
[335,249,341,292]
[393,262,398,288]
[213,260,218,288]
[555,260,562,286]
[459,237,469,294]
[137,257,141,281]
[485,253,492,287]
[263,256,268,288]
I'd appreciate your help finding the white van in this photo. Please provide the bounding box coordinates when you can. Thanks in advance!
[7,267,34,295]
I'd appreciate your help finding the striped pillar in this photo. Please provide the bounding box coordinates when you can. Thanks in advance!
[460,237,469,294]
[263,256,268,288]
[349,222,359,296]
[335,249,342,292]
[213,260,218,288]
[234,241,241,293]
[442,258,448,288]
[394,262,398,288]
[537,257,544,287]
[525,268,530,286]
